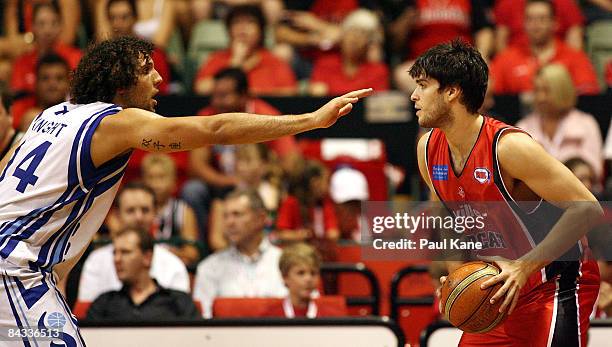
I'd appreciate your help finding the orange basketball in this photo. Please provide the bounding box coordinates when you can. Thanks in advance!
[439,261,508,333]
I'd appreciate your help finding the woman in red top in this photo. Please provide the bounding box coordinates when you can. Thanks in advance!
[194,5,297,96]
[308,9,388,96]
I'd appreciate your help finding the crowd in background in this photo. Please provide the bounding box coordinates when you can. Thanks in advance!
[0,0,611,337]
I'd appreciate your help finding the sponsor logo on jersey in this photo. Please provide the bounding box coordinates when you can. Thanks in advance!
[473,167,491,184]
[46,312,66,329]
[432,165,448,181]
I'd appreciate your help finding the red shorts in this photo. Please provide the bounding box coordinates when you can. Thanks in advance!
[459,260,600,347]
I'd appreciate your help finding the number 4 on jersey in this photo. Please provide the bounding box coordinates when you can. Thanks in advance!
[13,141,52,193]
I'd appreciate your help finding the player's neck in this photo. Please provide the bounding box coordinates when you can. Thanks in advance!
[112,94,130,110]
[442,113,483,153]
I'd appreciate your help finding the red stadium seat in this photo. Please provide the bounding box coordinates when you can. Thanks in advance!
[213,298,279,317]
[72,301,92,319]
[334,244,423,316]
[390,265,437,346]
[212,296,347,317]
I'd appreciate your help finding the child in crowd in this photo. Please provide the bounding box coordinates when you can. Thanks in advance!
[263,242,345,318]
[141,153,201,266]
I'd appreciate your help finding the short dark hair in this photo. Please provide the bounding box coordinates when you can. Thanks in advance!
[214,67,249,94]
[115,227,155,253]
[70,36,153,104]
[225,5,266,47]
[115,181,156,209]
[225,188,266,212]
[107,0,138,18]
[409,40,488,114]
[36,53,69,75]
[526,0,556,17]
[33,2,61,21]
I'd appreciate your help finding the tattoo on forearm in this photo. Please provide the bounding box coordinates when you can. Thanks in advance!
[153,141,165,150]
[141,139,181,151]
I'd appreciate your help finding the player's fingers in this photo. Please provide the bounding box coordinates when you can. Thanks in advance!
[476,255,504,266]
[338,103,353,117]
[489,278,511,303]
[508,288,520,315]
[439,276,447,285]
[340,97,359,106]
[498,285,516,313]
[331,97,357,112]
[340,88,374,99]
[481,273,505,289]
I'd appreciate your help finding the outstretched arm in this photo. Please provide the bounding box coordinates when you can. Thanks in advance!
[91,89,372,167]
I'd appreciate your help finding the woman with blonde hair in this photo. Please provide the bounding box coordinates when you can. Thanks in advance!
[516,64,603,182]
[308,9,388,96]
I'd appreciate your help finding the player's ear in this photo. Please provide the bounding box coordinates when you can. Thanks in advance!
[445,86,461,102]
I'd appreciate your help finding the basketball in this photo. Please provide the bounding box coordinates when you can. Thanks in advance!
[439,261,508,333]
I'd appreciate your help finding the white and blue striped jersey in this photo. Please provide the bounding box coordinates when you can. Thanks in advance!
[0,101,129,279]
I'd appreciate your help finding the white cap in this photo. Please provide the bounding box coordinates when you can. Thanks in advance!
[330,167,369,203]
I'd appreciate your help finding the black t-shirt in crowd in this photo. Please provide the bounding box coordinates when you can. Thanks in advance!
[86,281,200,322]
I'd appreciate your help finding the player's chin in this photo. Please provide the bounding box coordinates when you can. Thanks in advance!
[417,117,431,128]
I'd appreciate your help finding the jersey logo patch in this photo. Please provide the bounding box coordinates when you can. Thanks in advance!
[473,167,491,184]
[433,165,448,181]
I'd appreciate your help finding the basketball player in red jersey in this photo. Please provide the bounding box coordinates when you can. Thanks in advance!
[413,40,602,346]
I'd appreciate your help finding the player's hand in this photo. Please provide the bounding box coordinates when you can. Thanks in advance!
[478,256,529,315]
[311,88,373,128]
[436,276,447,313]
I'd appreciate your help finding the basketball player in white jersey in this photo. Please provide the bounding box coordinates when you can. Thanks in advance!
[0,36,372,346]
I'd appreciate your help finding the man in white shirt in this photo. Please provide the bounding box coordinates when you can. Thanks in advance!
[193,188,287,318]
[78,182,189,302]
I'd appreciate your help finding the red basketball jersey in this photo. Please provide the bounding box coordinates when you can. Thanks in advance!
[425,116,585,284]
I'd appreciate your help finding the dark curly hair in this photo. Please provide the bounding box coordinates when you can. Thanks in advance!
[409,39,488,114]
[70,36,153,104]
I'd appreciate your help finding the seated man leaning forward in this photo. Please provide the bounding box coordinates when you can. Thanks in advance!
[192,188,288,318]
[86,227,200,321]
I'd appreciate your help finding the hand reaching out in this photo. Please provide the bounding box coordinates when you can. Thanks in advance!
[311,88,374,128]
